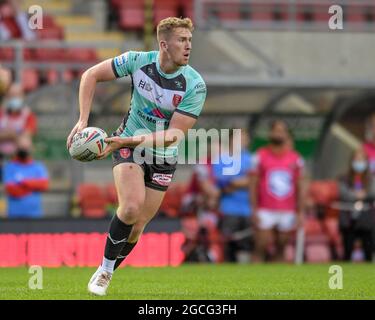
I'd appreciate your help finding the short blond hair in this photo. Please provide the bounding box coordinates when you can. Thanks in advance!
[157,17,194,41]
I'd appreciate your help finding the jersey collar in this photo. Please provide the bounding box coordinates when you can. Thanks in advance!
[156,52,184,79]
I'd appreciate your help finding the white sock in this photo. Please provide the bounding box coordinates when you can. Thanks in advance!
[101,257,116,274]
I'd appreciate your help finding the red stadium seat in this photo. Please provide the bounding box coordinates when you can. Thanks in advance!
[273,4,289,21]
[78,184,107,218]
[42,15,58,28]
[36,26,64,40]
[113,0,143,10]
[22,69,39,92]
[154,0,178,9]
[216,3,241,21]
[34,48,65,62]
[0,47,14,61]
[46,69,74,84]
[154,8,179,26]
[64,48,98,63]
[346,5,366,23]
[105,183,118,206]
[305,244,330,262]
[159,183,186,218]
[312,4,330,22]
[309,180,338,206]
[180,0,194,20]
[119,8,145,30]
[250,4,274,21]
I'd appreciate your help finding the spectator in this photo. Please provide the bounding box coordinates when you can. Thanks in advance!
[362,113,375,256]
[337,148,375,262]
[363,113,375,175]
[181,138,221,262]
[0,82,37,161]
[213,128,253,263]
[3,133,48,218]
[0,0,36,41]
[250,120,306,262]
[182,138,220,216]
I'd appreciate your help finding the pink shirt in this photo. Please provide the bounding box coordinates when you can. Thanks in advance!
[252,146,304,212]
[363,142,375,174]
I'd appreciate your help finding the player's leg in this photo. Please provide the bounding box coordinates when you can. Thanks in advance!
[274,213,296,262]
[253,210,276,262]
[274,231,291,262]
[113,186,166,269]
[88,161,145,295]
[103,162,145,264]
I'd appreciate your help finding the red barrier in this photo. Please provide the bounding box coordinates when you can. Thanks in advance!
[0,232,185,267]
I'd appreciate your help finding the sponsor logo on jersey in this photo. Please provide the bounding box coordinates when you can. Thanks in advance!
[267,169,293,198]
[152,173,173,186]
[119,148,131,159]
[194,82,207,94]
[142,106,166,119]
[137,110,169,125]
[115,54,127,67]
[172,94,182,107]
[155,92,163,103]
[144,82,153,92]
[147,66,154,76]
[174,80,183,89]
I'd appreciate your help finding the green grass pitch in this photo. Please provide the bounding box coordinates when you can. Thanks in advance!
[0,264,374,300]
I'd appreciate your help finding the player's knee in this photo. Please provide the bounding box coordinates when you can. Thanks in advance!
[117,203,142,224]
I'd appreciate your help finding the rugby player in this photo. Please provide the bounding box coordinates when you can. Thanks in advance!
[67,17,207,296]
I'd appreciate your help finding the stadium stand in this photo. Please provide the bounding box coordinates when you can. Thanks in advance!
[77,183,108,218]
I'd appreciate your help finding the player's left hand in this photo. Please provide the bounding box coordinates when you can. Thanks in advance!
[96,136,124,160]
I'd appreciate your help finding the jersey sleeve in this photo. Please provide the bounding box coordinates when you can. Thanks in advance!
[111,51,150,78]
[175,77,207,119]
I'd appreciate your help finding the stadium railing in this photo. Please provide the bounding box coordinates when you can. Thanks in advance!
[194,0,375,32]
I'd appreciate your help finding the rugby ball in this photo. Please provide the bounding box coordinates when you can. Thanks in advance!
[69,127,107,162]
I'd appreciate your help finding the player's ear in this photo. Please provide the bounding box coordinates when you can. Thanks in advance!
[160,40,168,52]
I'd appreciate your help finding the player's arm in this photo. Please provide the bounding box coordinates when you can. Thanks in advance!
[97,112,197,159]
[66,59,117,149]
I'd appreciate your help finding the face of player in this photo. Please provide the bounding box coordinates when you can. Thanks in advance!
[164,28,192,67]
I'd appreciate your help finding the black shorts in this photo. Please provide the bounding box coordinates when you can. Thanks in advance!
[112,147,177,192]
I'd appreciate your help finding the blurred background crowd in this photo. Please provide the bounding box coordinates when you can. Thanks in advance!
[1,0,375,265]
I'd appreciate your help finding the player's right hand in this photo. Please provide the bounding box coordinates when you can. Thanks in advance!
[66,120,87,149]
